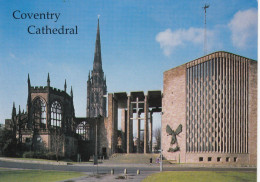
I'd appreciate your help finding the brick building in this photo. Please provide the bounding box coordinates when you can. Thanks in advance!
[162,51,257,166]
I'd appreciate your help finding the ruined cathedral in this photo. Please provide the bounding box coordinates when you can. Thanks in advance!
[5,19,111,160]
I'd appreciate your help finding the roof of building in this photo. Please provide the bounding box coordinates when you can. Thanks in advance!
[164,51,256,73]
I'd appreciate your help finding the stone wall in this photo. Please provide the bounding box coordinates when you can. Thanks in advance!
[99,93,118,157]
[99,117,109,156]
[248,60,257,166]
[162,64,186,162]
[185,153,249,164]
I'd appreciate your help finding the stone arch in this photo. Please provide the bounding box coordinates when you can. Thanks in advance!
[32,96,47,129]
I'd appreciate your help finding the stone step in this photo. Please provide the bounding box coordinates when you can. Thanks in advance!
[106,153,160,164]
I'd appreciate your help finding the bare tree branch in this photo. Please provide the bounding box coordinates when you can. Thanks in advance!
[154,127,161,152]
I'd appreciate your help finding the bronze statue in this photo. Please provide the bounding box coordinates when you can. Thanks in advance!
[166,124,182,152]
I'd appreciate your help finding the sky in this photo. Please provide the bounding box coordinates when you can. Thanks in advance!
[0,0,258,131]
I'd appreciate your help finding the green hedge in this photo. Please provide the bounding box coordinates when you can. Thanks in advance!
[22,151,63,161]
[45,152,56,160]
[22,151,34,158]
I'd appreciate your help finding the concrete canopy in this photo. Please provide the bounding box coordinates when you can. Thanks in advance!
[112,90,162,113]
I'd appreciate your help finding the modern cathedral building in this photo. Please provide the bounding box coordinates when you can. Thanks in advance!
[162,51,257,166]
[4,19,257,166]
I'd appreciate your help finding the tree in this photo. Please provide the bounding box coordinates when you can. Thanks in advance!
[0,128,17,156]
[154,127,161,152]
[50,128,64,162]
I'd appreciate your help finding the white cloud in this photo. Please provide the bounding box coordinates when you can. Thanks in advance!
[228,8,257,49]
[156,27,213,56]
[9,52,16,59]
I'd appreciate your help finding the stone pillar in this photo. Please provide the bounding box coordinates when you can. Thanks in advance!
[137,112,141,153]
[121,109,127,153]
[112,97,118,154]
[248,60,257,165]
[47,92,51,149]
[127,96,133,153]
[107,93,114,156]
[149,112,153,153]
[144,95,149,153]
[47,99,50,130]
[95,120,98,156]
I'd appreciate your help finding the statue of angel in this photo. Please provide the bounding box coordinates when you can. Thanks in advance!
[166,124,182,152]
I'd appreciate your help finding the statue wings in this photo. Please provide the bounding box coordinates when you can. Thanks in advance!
[166,124,173,135]
[166,124,183,152]
[175,124,182,135]
[166,124,182,145]
[166,124,182,135]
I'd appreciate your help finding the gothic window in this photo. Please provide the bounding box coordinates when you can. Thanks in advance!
[32,97,46,128]
[51,101,62,127]
[76,121,90,140]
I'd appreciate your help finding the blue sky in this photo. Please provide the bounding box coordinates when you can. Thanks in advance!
[0,0,257,130]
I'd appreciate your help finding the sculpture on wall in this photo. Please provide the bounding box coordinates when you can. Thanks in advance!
[166,124,182,152]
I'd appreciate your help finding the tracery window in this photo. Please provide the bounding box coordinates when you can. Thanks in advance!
[51,101,62,127]
[76,121,90,140]
[32,98,46,128]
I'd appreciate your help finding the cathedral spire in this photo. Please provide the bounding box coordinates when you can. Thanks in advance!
[19,105,21,115]
[64,79,67,92]
[93,17,102,71]
[27,74,31,88]
[12,102,16,118]
[86,17,107,118]
[27,74,31,102]
[70,86,73,98]
[27,74,31,125]
[47,73,50,87]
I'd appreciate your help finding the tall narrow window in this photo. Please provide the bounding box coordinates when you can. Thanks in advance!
[33,98,46,128]
[51,101,62,127]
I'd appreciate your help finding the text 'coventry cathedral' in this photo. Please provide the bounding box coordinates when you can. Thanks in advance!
[5,18,257,166]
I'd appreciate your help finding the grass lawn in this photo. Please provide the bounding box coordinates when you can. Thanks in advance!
[4,157,58,162]
[142,171,256,182]
[1,157,93,164]
[0,169,85,182]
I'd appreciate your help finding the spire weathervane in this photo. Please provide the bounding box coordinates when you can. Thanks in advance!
[203,4,210,55]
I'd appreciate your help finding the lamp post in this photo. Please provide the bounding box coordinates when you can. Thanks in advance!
[160,112,163,172]
[160,149,163,172]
